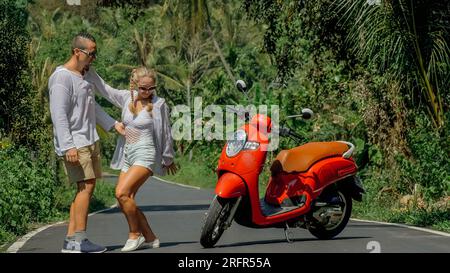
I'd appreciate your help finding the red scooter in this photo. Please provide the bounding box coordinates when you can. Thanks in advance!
[200,80,365,248]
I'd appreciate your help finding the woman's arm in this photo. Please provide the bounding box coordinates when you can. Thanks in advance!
[85,67,129,108]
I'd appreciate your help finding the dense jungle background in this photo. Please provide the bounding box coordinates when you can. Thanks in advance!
[0,0,449,246]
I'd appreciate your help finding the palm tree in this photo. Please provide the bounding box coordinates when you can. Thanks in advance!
[336,0,449,128]
[164,0,236,83]
[27,7,64,39]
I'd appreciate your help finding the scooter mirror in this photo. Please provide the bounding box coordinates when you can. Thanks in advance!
[286,108,314,120]
[301,108,314,119]
[235,80,247,93]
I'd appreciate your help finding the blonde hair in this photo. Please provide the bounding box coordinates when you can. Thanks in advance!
[129,66,157,116]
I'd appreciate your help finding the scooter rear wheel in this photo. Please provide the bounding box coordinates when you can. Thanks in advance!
[308,189,352,240]
[200,196,233,248]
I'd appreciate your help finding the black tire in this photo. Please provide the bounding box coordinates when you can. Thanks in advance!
[308,190,352,240]
[200,196,234,248]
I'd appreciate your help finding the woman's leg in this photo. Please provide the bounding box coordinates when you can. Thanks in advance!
[130,176,157,242]
[115,165,152,239]
[115,172,127,211]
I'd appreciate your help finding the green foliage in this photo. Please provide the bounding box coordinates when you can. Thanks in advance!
[336,0,449,128]
[390,208,450,232]
[0,147,116,245]
[399,115,450,199]
[0,0,31,138]
[0,147,57,239]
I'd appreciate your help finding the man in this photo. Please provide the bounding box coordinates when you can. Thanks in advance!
[49,32,120,253]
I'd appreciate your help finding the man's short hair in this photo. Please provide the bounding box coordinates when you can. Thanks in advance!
[71,32,96,54]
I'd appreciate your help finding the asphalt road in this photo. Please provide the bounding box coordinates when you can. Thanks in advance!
[15,176,450,253]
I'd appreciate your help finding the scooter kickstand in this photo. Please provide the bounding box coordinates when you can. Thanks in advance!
[284,223,294,243]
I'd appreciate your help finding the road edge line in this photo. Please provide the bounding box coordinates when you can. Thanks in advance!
[351,218,450,237]
[154,176,201,190]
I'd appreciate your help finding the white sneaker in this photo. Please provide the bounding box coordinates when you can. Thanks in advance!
[121,235,146,252]
[147,238,160,249]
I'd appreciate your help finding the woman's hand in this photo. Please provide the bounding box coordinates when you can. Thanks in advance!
[114,121,126,136]
[163,162,178,175]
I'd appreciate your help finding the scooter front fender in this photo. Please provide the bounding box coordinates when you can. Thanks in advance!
[215,172,247,198]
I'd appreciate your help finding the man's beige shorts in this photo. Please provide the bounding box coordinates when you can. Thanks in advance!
[62,141,102,183]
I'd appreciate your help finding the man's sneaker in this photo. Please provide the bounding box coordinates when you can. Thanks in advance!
[61,239,80,253]
[79,239,107,253]
[61,239,106,253]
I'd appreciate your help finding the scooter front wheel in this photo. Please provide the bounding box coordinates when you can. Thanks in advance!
[200,196,234,248]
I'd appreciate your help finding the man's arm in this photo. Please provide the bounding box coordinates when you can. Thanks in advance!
[49,83,76,154]
[85,67,129,108]
[95,102,117,132]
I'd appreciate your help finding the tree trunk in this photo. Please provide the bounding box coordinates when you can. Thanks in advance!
[207,24,236,84]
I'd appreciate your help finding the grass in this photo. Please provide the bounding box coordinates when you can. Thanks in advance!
[163,154,218,189]
[353,201,450,233]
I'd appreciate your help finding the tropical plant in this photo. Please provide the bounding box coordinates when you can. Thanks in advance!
[335,0,449,128]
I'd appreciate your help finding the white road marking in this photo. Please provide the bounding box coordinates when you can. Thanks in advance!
[351,218,450,237]
[153,176,201,190]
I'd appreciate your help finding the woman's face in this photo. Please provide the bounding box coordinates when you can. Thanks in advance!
[137,76,156,99]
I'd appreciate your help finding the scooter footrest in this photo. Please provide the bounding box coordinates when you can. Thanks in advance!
[260,198,306,217]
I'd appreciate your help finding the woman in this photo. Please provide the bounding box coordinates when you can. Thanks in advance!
[85,66,177,251]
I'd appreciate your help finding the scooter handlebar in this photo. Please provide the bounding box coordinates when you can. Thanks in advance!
[279,126,303,142]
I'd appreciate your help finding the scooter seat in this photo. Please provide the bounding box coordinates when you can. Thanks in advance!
[270,142,349,175]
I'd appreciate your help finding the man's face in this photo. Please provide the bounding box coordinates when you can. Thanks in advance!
[75,40,97,74]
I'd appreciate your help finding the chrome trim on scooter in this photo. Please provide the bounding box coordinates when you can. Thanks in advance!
[337,141,355,158]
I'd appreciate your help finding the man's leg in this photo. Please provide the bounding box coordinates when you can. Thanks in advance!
[68,178,106,253]
[62,142,106,253]
[73,178,96,232]
[67,201,76,237]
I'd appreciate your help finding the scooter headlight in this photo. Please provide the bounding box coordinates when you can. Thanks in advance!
[226,129,247,157]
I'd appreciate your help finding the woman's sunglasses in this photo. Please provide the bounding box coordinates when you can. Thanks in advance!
[138,85,157,92]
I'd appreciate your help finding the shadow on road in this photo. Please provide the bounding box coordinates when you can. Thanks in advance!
[216,236,372,248]
[102,204,210,214]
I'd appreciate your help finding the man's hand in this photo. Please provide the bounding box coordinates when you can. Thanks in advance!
[115,121,126,136]
[163,162,178,175]
[65,148,79,163]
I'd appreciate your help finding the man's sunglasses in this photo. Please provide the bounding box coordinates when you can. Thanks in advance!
[78,48,97,58]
